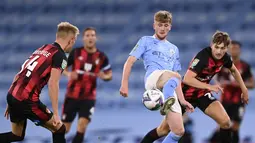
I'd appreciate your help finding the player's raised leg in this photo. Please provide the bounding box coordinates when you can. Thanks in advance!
[204,101,232,143]
[157,71,184,143]
[157,71,181,115]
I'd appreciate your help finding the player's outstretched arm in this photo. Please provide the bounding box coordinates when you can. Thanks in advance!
[184,70,212,89]
[120,56,137,97]
[183,70,223,93]
[48,68,62,117]
[229,64,249,104]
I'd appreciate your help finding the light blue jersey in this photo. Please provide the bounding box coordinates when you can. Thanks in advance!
[129,36,181,83]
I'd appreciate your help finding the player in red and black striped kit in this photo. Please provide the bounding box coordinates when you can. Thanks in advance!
[0,22,79,143]
[62,27,112,143]
[140,31,249,143]
[209,41,254,143]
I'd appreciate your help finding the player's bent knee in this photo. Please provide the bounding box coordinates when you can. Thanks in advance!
[219,117,231,129]
[77,123,88,133]
[54,124,66,134]
[77,118,90,133]
[173,72,181,79]
[172,128,185,137]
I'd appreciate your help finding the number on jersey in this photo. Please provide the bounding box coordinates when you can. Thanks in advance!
[19,55,40,77]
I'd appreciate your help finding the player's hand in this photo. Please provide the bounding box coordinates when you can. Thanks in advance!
[69,71,78,80]
[52,114,61,126]
[180,100,194,113]
[4,105,9,120]
[241,88,249,104]
[120,84,129,97]
[97,71,105,79]
[207,84,223,93]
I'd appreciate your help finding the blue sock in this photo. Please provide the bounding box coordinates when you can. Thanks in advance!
[162,77,179,100]
[162,132,182,143]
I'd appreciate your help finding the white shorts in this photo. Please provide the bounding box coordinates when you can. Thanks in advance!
[145,70,182,114]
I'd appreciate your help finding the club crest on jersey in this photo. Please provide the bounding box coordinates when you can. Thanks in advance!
[95,59,100,65]
[191,59,199,68]
[84,63,92,71]
[169,49,175,56]
[61,60,67,69]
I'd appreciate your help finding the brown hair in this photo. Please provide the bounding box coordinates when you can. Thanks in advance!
[83,27,97,36]
[154,10,172,24]
[56,22,79,38]
[212,30,231,47]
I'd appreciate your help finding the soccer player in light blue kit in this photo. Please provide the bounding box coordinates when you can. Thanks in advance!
[120,10,194,143]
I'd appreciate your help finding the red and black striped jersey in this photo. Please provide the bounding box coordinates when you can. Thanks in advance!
[8,42,67,102]
[182,47,233,99]
[65,47,111,100]
[217,60,253,104]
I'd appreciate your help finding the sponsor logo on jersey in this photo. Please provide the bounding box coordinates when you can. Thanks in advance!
[191,58,199,68]
[61,60,67,69]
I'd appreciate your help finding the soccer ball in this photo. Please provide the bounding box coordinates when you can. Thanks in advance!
[142,89,164,111]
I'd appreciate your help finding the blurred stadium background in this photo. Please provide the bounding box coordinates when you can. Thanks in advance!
[0,0,255,142]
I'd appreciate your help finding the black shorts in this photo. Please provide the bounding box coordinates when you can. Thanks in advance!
[61,97,95,122]
[222,103,245,123]
[7,94,53,126]
[182,92,217,114]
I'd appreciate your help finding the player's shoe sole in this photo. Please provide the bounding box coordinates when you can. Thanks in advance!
[160,97,175,115]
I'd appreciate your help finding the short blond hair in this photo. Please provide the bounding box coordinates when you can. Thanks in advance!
[212,30,231,47]
[154,10,172,24]
[56,22,79,39]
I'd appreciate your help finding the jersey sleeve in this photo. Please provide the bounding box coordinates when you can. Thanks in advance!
[52,51,67,71]
[67,49,75,67]
[173,47,181,72]
[189,51,208,73]
[129,37,146,60]
[100,54,111,72]
[223,54,233,69]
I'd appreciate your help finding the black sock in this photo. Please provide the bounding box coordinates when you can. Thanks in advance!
[140,128,161,143]
[220,128,232,143]
[52,125,66,143]
[232,130,239,143]
[0,132,24,143]
[72,132,84,143]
